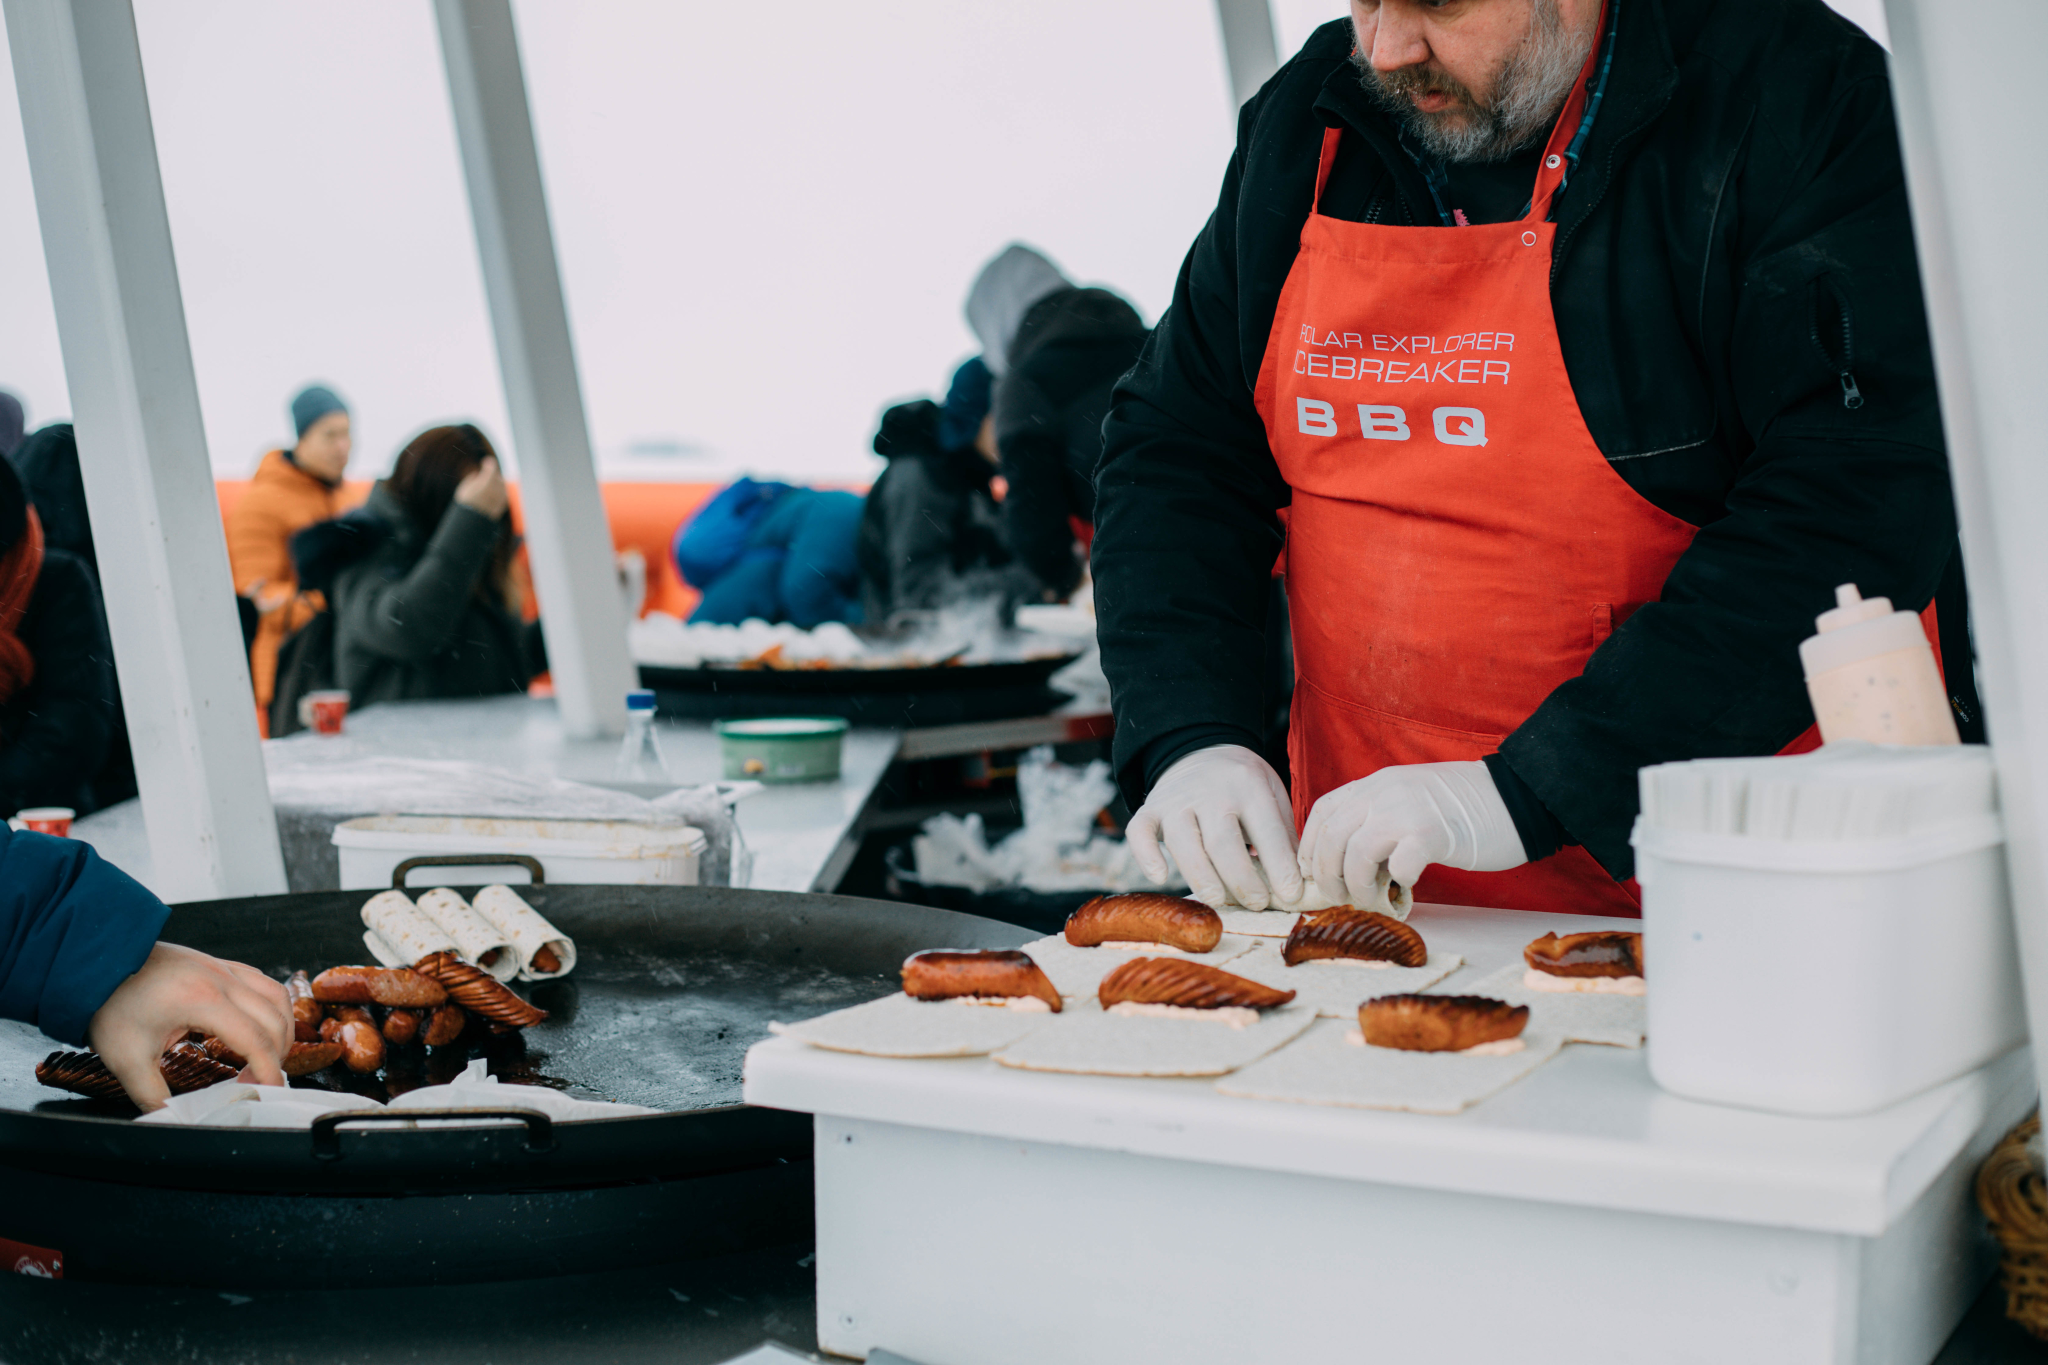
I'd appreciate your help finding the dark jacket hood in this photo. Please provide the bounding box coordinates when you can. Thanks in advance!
[290,485,402,597]
[8,424,93,570]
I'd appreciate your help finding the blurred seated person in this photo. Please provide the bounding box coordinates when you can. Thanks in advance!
[674,478,863,629]
[0,823,289,1110]
[287,424,543,717]
[0,456,117,817]
[858,356,1032,624]
[225,385,351,722]
[9,422,135,809]
[966,244,1149,601]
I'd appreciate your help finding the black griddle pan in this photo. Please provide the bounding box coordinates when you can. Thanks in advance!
[640,653,1078,725]
[0,885,1025,1286]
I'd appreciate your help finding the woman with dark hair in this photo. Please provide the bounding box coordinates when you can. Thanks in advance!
[0,454,117,815]
[9,422,138,808]
[300,423,544,713]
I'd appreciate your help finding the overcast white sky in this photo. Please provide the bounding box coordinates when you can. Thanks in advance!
[0,0,1887,486]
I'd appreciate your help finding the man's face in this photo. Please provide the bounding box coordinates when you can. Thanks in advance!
[295,411,352,482]
[1349,0,1599,163]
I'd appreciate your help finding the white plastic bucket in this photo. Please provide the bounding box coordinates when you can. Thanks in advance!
[1634,814,2024,1116]
[332,815,706,890]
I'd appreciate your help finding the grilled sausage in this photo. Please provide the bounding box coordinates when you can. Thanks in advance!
[200,1035,248,1070]
[420,1004,467,1047]
[1064,894,1223,953]
[1524,931,1644,979]
[287,970,323,1042]
[412,952,547,1028]
[381,1008,421,1045]
[318,1015,345,1044]
[310,965,448,1008]
[35,1050,126,1101]
[901,950,1062,1011]
[283,1040,346,1076]
[532,944,562,974]
[1097,958,1295,1011]
[330,1005,376,1029]
[36,1043,240,1103]
[1360,994,1528,1052]
[1281,909,1428,968]
[337,1020,385,1074]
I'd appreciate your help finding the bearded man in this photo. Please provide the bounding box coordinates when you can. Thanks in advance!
[1093,0,1972,916]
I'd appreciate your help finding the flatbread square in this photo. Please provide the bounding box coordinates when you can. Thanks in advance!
[1216,1018,1566,1114]
[1452,963,1645,1049]
[992,999,1315,1077]
[1020,933,1256,999]
[1216,909,1301,939]
[1226,942,1463,1017]
[768,993,1057,1058]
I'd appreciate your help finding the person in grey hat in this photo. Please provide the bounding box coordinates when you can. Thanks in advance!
[287,385,351,486]
[964,244,1148,601]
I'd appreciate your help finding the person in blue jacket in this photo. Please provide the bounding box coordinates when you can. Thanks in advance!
[0,825,289,1110]
[672,478,864,629]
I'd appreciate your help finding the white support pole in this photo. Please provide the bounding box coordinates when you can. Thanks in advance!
[1213,0,1280,109]
[434,0,632,740]
[4,0,284,902]
[1882,0,2048,1106]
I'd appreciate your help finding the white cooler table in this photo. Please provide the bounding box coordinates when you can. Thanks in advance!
[744,903,2035,1365]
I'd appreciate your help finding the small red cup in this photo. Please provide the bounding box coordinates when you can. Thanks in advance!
[302,689,351,736]
[15,807,74,837]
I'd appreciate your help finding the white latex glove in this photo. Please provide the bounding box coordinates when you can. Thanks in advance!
[1126,744,1302,910]
[1297,759,1528,906]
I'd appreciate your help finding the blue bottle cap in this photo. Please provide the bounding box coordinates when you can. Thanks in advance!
[626,689,656,711]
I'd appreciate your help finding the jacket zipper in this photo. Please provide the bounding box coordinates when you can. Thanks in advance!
[1812,277,1864,410]
[1835,307,1863,409]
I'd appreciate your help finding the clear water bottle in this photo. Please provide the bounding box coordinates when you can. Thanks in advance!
[614,689,671,782]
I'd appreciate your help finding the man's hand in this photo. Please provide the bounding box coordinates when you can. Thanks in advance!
[453,455,509,520]
[87,943,292,1111]
[1298,759,1528,904]
[1127,744,1302,910]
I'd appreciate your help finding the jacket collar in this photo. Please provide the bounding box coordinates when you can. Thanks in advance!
[1309,0,1685,235]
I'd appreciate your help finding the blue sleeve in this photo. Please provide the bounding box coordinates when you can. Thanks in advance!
[673,478,793,589]
[0,826,168,1046]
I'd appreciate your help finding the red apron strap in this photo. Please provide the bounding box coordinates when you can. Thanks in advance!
[1312,126,1344,215]
[1524,0,1610,223]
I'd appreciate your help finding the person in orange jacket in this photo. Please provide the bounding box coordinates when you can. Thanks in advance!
[224,385,351,722]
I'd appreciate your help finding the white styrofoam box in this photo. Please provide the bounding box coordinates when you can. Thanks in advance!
[333,815,705,890]
[1635,812,2024,1116]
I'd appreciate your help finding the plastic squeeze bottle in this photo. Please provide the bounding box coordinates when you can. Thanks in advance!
[1798,584,1959,745]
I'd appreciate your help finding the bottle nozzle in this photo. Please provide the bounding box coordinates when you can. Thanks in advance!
[1815,582,1894,634]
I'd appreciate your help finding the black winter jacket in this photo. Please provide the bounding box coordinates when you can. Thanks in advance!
[995,287,1148,597]
[859,399,1024,622]
[1095,0,1973,881]
[0,549,116,817]
[308,486,544,713]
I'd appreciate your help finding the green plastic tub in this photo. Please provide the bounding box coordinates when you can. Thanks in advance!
[715,717,849,783]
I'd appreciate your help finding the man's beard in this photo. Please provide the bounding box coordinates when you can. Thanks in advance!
[1353,0,1598,163]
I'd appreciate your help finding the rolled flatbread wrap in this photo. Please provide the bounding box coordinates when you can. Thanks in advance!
[1208,863,1413,922]
[360,890,460,967]
[412,887,519,982]
[472,884,577,981]
[362,928,408,968]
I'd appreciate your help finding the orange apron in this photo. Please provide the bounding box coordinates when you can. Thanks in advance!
[1253,63,1946,916]
[1253,38,1694,917]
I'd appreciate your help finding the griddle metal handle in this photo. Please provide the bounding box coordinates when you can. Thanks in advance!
[312,1106,557,1160]
[390,853,546,888]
